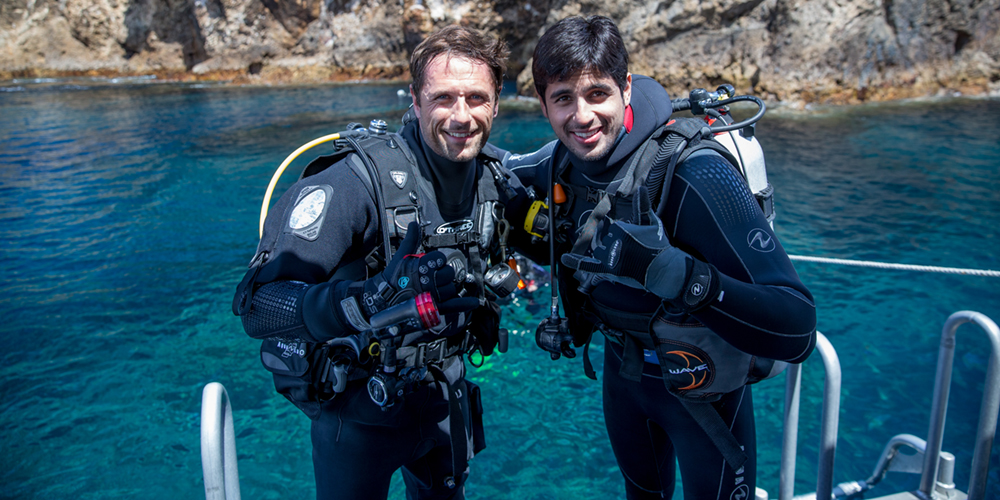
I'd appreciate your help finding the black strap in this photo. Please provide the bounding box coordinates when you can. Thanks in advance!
[344,136,393,268]
[618,334,646,383]
[396,337,467,368]
[581,339,597,381]
[233,251,267,315]
[424,231,479,247]
[427,364,468,489]
[678,398,749,472]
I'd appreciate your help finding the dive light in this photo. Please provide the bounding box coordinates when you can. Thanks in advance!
[484,262,521,298]
[368,291,441,337]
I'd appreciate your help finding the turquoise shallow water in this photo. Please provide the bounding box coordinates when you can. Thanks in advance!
[0,79,998,499]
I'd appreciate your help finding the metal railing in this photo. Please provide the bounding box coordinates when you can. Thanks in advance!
[776,311,1000,500]
[199,311,999,500]
[919,311,1000,500]
[779,332,842,500]
[201,382,241,500]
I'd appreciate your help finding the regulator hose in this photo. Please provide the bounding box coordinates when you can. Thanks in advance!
[670,89,767,134]
[704,95,766,133]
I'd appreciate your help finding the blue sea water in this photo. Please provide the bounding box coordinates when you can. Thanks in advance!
[0,79,998,499]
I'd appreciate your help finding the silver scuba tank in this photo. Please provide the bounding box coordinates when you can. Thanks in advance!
[713,128,775,228]
[679,85,774,228]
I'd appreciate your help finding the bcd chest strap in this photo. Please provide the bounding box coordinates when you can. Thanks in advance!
[395,335,472,369]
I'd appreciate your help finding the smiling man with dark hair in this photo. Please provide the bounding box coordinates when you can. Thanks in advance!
[507,15,817,499]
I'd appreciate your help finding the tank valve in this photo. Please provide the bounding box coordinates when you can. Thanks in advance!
[369,119,388,135]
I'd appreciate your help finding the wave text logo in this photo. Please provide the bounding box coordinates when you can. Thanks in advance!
[665,350,709,390]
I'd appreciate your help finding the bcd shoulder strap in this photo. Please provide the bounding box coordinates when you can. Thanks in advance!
[300,132,418,271]
[617,117,742,216]
[567,117,738,257]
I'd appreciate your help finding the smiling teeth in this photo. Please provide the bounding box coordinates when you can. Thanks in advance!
[448,132,472,138]
[573,130,598,139]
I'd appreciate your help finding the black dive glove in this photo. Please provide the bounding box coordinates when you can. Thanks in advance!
[339,222,480,331]
[561,187,720,312]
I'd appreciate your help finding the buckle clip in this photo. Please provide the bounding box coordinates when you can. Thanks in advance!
[416,337,448,367]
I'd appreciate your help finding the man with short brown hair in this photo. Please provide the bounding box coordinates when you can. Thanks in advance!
[234,25,521,500]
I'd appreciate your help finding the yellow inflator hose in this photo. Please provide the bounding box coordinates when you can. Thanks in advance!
[259,133,344,237]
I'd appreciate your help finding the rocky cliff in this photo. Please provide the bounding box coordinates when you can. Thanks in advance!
[1,0,997,105]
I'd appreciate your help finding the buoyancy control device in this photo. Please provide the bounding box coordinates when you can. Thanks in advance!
[531,84,786,394]
[241,116,516,419]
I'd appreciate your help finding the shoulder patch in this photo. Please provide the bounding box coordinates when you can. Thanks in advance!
[287,185,334,241]
[390,170,407,188]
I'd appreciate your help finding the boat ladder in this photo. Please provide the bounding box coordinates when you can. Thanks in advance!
[773,310,1000,500]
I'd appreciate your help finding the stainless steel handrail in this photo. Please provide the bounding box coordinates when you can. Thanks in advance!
[866,434,928,483]
[779,361,802,500]
[779,332,842,500]
[201,382,242,500]
[919,311,1000,500]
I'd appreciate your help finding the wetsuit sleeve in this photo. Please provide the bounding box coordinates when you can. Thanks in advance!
[661,152,817,363]
[503,141,558,264]
[491,149,533,239]
[236,159,380,342]
[502,140,557,191]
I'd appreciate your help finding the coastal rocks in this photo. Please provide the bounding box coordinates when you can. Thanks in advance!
[1,0,997,104]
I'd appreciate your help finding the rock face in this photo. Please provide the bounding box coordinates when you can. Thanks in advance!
[1,0,997,104]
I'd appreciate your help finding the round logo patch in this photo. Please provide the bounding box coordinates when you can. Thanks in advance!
[287,185,333,241]
[662,350,710,390]
[746,228,775,252]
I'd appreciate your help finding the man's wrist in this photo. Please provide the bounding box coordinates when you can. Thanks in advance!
[679,260,719,312]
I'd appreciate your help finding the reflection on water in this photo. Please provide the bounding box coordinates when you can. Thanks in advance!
[1,80,998,499]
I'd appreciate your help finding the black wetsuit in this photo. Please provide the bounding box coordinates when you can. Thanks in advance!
[506,76,816,499]
[235,117,524,500]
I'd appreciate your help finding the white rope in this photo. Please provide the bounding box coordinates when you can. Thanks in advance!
[789,255,1000,277]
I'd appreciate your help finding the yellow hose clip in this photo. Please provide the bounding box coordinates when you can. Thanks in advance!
[368,341,381,358]
[524,200,549,239]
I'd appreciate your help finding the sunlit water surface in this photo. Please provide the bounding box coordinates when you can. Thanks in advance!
[1,79,997,499]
